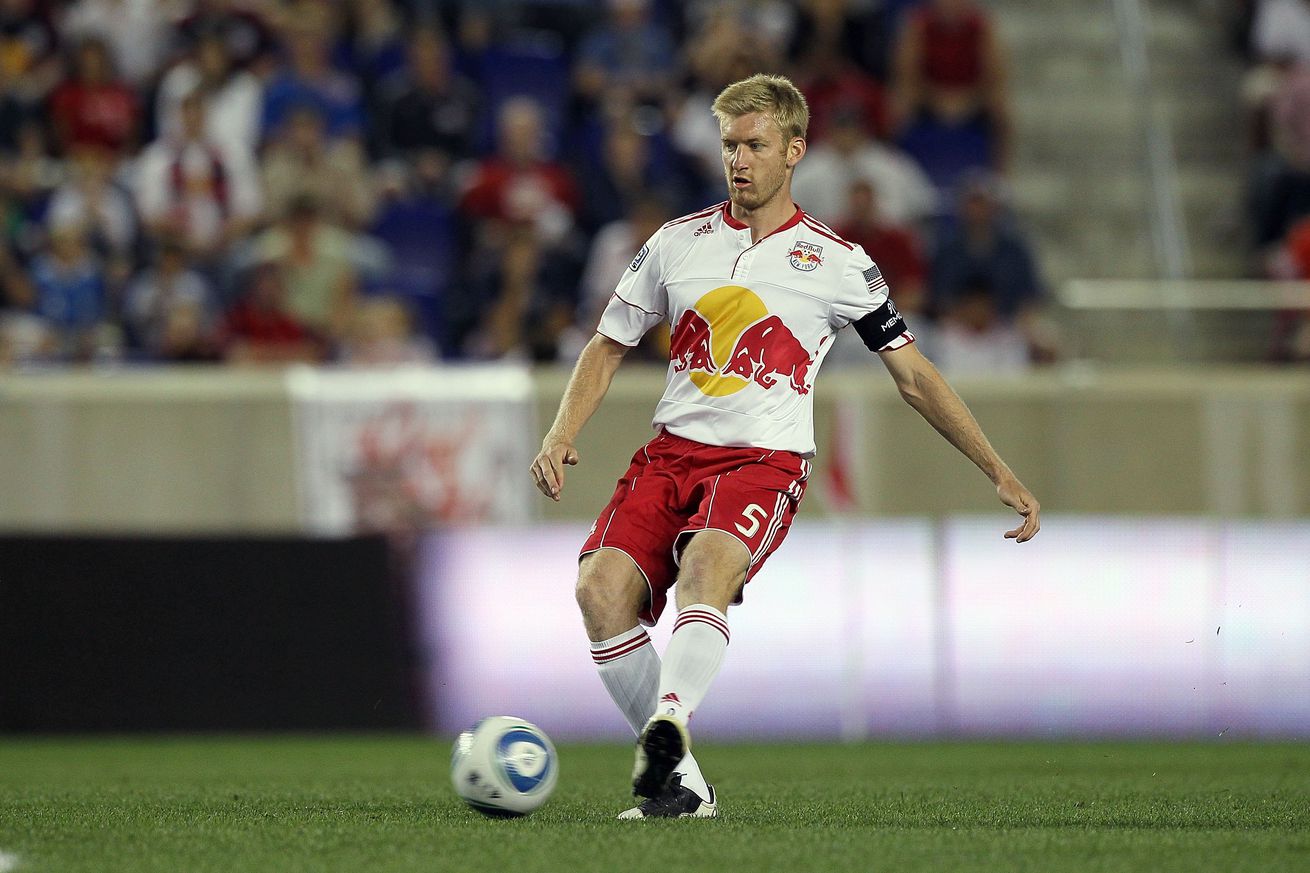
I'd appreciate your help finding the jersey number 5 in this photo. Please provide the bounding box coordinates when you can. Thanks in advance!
[735,503,768,537]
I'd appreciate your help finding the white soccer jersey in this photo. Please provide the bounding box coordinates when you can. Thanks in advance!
[596,201,914,456]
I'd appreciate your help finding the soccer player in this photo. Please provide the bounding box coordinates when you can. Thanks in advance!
[530,74,1040,819]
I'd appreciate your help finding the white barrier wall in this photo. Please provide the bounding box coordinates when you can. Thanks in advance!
[288,366,536,531]
[415,519,1310,739]
[4,367,1310,532]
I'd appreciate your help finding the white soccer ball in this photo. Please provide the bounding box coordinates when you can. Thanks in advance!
[450,716,558,817]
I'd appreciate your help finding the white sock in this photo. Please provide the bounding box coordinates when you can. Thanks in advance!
[591,626,659,734]
[591,625,712,800]
[655,604,730,726]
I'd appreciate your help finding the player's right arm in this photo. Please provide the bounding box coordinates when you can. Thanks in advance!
[532,334,630,501]
[532,230,669,501]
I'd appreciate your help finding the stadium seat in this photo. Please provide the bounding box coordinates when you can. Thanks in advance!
[368,201,456,349]
[474,33,571,157]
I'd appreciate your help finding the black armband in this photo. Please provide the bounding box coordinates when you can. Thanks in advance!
[852,297,909,351]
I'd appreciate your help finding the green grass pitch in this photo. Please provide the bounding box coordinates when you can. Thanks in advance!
[1,737,1307,872]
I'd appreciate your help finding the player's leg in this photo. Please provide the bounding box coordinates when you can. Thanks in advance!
[658,529,746,720]
[576,547,649,641]
[632,530,746,800]
[575,437,717,816]
[634,449,808,802]
[578,548,660,739]
[578,546,716,818]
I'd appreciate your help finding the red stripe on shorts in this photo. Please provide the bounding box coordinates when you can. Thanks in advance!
[751,493,790,564]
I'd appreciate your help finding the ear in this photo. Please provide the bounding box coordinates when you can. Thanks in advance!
[786,137,807,169]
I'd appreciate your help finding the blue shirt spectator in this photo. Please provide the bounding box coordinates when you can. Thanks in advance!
[373,28,479,162]
[263,73,364,142]
[262,11,364,141]
[930,175,1041,318]
[578,119,689,232]
[31,228,105,330]
[574,0,676,106]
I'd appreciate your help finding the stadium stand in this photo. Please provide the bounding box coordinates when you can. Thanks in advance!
[0,0,1267,370]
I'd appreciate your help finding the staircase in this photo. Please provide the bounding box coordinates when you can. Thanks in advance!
[994,0,1247,285]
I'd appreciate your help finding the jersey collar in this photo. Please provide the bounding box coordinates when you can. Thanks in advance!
[721,201,804,241]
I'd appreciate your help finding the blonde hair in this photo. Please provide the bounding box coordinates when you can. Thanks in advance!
[711,74,809,141]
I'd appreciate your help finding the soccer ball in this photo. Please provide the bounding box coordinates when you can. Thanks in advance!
[451,716,558,817]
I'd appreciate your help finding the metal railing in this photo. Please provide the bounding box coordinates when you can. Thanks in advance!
[1059,279,1310,361]
[1112,0,1192,281]
[1062,280,1310,309]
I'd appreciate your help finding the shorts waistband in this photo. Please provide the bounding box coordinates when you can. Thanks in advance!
[652,428,801,460]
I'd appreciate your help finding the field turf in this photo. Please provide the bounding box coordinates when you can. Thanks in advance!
[1,737,1307,872]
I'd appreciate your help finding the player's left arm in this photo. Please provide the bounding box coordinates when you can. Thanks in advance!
[878,342,1040,542]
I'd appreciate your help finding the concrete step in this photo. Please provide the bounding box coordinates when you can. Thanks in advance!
[1010,170,1157,213]
[989,0,1246,285]
[1012,93,1137,138]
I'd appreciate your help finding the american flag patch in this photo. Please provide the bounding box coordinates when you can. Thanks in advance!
[863,264,887,294]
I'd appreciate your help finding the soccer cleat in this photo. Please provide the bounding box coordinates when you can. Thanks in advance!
[632,715,689,799]
[617,774,717,819]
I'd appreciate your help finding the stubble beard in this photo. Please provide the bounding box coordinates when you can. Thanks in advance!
[727,172,786,212]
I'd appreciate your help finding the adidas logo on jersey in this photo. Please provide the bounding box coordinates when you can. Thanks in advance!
[693,221,713,237]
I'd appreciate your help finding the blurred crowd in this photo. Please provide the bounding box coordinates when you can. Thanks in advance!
[1240,0,1310,360]
[0,0,1051,372]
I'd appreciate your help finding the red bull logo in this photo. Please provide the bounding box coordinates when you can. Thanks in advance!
[670,309,716,374]
[787,242,824,272]
[669,286,814,397]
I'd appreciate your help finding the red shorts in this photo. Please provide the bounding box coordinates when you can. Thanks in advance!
[580,429,810,625]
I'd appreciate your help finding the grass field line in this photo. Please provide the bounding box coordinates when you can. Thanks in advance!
[0,850,21,872]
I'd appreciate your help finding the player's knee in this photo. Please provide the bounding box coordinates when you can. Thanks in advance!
[575,552,644,626]
[675,532,748,610]
[674,556,734,601]
[672,572,737,611]
[573,569,603,616]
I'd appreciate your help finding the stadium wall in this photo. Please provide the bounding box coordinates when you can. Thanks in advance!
[3,367,1308,738]
[2,366,1310,532]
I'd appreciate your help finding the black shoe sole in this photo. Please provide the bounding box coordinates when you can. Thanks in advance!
[633,719,686,799]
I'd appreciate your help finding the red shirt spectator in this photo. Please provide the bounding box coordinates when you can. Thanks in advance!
[459,158,580,226]
[800,60,890,144]
[833,178,928,314]
[894,0,1003,115]
[48,37,139,155]
[221,262,321,363]
[913,4,988,90]
[1282,215,1310,277]
[224,298,310,345]
[892,0,1009,171]
[458,97,579,243]
[840,223,925,298]
[1269,216,1310,360]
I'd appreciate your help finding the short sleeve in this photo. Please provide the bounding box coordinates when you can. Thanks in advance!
[831,245,914,352]
[595,230,667,346]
